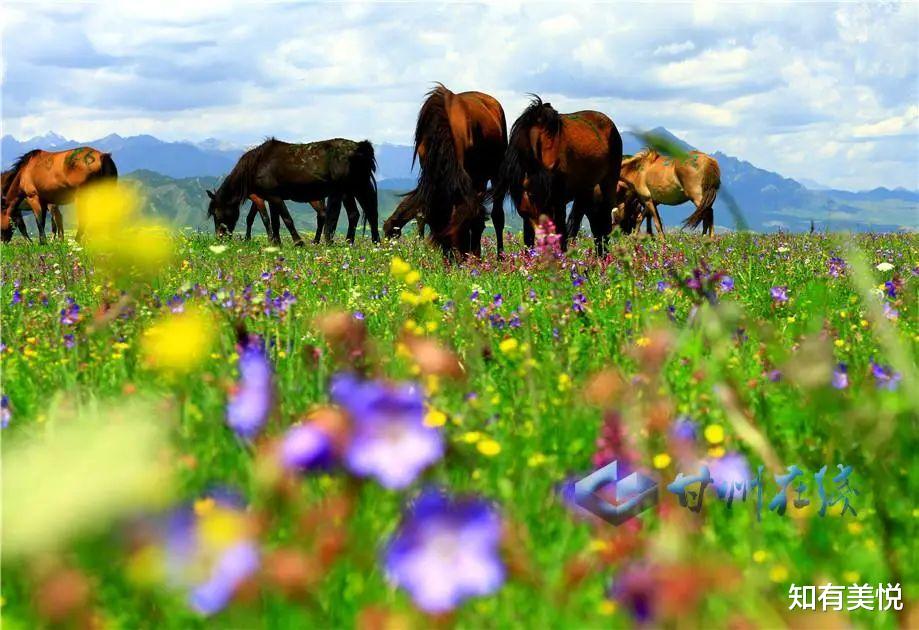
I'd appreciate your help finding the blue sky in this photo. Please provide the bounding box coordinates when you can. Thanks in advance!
[2,1,917,190]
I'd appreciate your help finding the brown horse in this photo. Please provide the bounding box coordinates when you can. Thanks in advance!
[496,97,623,255]
[244,194,330,244]
[413,84,507,258]
[2,147,117,243]
[383,190,426,239]
[618,149,720,237]
[206,137,378,246]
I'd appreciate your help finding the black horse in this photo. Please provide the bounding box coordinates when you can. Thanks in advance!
[207,137,379,245]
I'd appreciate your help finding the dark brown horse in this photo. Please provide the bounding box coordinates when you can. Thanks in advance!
[495,97,623,255]
[244,194,331,244]
[413,84,507,258]
[383,190,426,239]
[2,147,117,243]
[206,137,378,246]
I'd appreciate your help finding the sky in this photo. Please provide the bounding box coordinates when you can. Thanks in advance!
[2,1,917,191]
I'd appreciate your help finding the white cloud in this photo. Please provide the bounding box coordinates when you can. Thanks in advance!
[1,1,916,190]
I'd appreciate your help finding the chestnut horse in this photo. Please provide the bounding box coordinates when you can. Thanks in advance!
[413,84,507,257]
[243,194,331,244]
[495,97,623,255]
[383,190,425,239]
[206,137,378,246]
[2,147,117,243]
[618,149,720,237]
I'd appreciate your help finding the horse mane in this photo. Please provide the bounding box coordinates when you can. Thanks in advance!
[213,138,277,213]
[413,83,474,244]
[494,95,560,216]
[2,150,42,195]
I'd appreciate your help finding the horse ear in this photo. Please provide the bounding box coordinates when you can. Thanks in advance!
[206,189,215,200]
[536,128,559,170]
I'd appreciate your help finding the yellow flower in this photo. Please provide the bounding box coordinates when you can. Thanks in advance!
[557,373,571,391]
[598,601,617,616]
[707,446,726,458]
[424,409,447,428]
[425,320,438,332]
[652,453,671,469]
[527,453,547,467]
[477,439,501,456]
[752,550,767,563]
[418,286,438,303]
[843,571,860,583]
[390,256,411,278]
[847,521,863,535]
[498,338,519,354]
[704,424,725,444]
[404,270,421,285]
[461,431,482,444]
[635,336,650,347]
[400,291,420,306]
[769,564,789,583]
[834,339,845,347]
[141,307,215,375]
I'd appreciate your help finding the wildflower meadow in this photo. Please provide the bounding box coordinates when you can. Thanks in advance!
[1,207,917,627]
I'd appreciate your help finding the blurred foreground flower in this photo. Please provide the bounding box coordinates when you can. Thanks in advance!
[141,307,216,375]
[227,335,273,439]
[384,489,505,613]
[280,408,349,472]
[129,493,259,616]
[75,180,174,278]
[332,373,443,489]
[1,394,10,429]
[2,398,174,560]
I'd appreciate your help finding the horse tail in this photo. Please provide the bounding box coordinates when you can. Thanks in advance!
[349,140,377,231]
[682,158,720,230]
[414,84,473,246]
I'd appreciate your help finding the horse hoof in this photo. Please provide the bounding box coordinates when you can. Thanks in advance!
[293,240,305,248]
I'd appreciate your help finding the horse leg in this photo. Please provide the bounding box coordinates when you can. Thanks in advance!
[643,200,664,237]
[273,199,304,246]
[523,221,535,249]
[268,200,282,245]
[312,199,327,244]
[565,204,586,242]
[24,195,48,245]
[491,201,504,258]
[355,181,380,243]
[324,194,343,244]
[13,207,31,242]
[245,200,266,240]
[343,195,360,244]
[554,202,568,251]
[417,212,425,239]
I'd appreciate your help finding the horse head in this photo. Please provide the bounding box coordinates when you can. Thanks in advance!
[206,188,239,238]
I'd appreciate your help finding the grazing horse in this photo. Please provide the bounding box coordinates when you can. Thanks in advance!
[617,149,720,237]
[243,194,330,244]
[495,97,623,255]
[383,190,426,239]
[1,147,117,243]
[413,84,507,258]
[206,137,379,246]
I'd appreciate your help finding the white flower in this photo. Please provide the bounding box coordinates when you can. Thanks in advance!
[262,246,280,253]
[208,244,228,254]
[876,262,894,272]
[777,246,790,253]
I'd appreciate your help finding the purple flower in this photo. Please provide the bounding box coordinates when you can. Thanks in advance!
[708,451,751,501]
[768,369,782,382]
[353,311,365,321]
[492,294,503,307]
[383,489,505,612]
[832,363,848,390]
[883,302,899,321]
[670,416,698,443]
[719,276,734,292]
[280,423,335,472]
[1,395,10,429]
[609,563,657,623]
[870,360,901,391]
[226,337,273,439]
[572,293,587,313]
[770,286,788,303]
[63,334,75,349]
[59,298,81,325]
[656,281,668,292]
[827,257,846,278]
[11,290,22,305]
[189,542,260,616]
[331,373,443,489]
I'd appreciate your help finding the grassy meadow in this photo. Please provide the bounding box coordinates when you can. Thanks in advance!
[1,223,917,628]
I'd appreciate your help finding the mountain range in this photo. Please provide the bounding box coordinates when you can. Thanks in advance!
[3,130,916,233]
